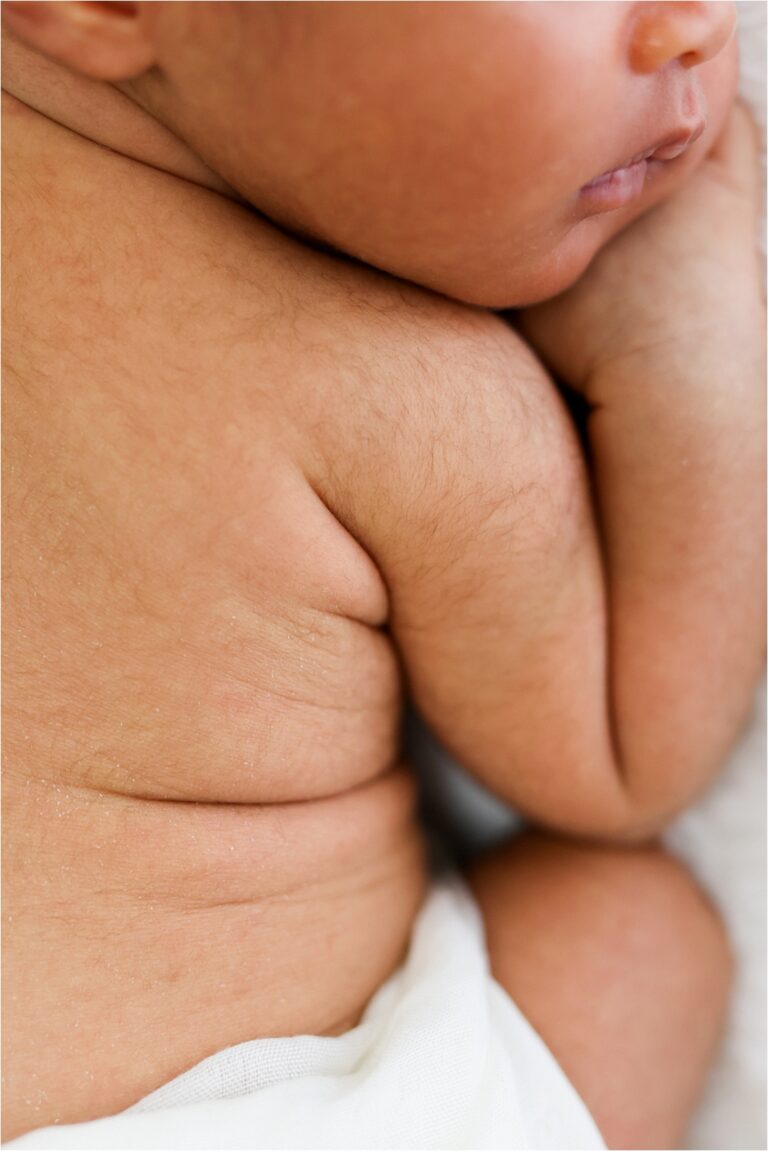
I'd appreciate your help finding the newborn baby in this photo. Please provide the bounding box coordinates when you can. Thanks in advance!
[3,2,764,1148]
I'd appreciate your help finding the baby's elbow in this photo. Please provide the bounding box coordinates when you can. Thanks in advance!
[577,803,677,846]
[569,756,714,846]
[526,758,688,846]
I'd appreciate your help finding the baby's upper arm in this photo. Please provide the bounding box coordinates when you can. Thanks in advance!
[300,292,632,835]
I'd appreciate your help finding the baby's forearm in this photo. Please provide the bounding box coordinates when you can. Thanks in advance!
[384,307,766,839]
[584,328,765,825]
[314,276,762,841]
[510,105,766,833]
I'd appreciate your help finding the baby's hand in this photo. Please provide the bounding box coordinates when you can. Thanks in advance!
[518,103,763,390]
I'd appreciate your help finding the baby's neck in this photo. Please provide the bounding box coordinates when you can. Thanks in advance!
[1,32,236,200]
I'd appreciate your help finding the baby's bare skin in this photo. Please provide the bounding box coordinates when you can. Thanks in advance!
[4,89,760,1140]
[4,98,436,1132]
[3,4,764,1145]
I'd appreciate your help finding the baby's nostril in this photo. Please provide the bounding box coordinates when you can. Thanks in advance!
[628,1,736,75]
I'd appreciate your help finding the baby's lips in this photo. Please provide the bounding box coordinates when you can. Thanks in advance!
[586,118,708,190]
[650,121,707,162]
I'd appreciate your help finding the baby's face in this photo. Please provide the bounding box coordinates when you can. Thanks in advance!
[147,1,738,307]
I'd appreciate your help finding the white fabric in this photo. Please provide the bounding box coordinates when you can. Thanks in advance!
[6,881,605,1151]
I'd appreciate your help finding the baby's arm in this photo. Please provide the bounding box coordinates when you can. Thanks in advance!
[515,105,765,832]
[312,106,764,838]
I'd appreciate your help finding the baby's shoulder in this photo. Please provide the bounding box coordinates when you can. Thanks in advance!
[216,217,547,491]
[8,105,555,595]
[8,96,541,475]
[253,239,559,548]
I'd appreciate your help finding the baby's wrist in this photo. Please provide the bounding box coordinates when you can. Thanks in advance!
[587,336,763,420]
[587,304,763,403]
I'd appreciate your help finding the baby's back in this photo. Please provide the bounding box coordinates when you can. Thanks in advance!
[5,79,579,1139]
[3,97,451,1135]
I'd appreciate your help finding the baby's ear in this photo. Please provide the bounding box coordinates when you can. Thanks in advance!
[2,1,156,80]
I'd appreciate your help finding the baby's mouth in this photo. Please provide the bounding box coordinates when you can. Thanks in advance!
[580,121,706,212]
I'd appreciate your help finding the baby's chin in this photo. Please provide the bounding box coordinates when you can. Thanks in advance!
[431,145,718,311]
[394,194,645,310]
[412,226,609,312]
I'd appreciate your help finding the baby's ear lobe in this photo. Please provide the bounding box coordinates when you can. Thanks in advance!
[2,1,156,81]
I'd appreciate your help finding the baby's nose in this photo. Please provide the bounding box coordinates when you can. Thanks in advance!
[629,1,736,73]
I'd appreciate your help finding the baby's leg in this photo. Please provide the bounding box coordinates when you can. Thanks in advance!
[467,834,731,1150]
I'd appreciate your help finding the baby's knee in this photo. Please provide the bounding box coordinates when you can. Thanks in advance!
[475,831,732,1002]
[609,841,732,1001]
[470,833,733,1148]
[561,838,733,1147]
